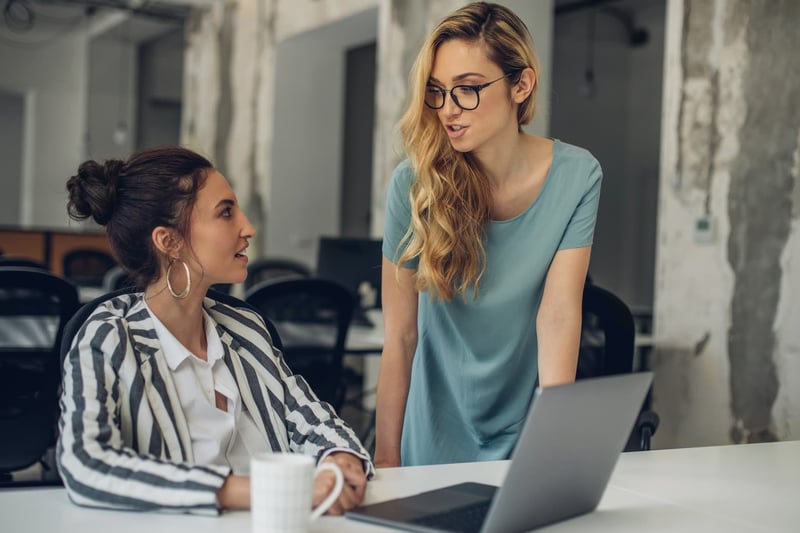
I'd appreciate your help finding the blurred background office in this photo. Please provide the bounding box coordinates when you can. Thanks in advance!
[1,0,798,451]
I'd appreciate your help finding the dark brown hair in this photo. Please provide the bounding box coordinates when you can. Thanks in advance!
[66,146,213,287]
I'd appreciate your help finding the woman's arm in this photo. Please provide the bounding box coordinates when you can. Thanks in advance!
[257,314,374,476]
[536,246,592,387]
[374,256,419,467]
[57,318,230,514]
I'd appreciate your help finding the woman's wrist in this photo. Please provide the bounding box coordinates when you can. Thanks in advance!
[217,474,250,510]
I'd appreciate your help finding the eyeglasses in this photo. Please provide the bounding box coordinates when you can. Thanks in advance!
[424,72,515,111]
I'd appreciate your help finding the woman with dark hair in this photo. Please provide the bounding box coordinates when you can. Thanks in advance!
[58,146,372,514]
[375,2,603,466]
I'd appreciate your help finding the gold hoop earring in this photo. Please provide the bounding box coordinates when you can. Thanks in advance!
[166,259,191,299]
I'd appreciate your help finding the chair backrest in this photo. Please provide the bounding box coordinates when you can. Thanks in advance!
[244,278,354,410]
[102,265,139,292]
[244,257,312,290]
[577,283,635,379]
[0,267,80,478]
[62,248,117,288]
[575,282,658,451]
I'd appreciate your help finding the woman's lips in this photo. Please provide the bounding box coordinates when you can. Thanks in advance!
[446,124,468,139]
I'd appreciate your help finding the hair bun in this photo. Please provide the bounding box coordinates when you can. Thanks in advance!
[66,158,125,226]
[103,159,124,188]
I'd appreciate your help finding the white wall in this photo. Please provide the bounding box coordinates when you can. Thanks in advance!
[0,13,177,231]
[0,31,89,228]
[268,7,379,266]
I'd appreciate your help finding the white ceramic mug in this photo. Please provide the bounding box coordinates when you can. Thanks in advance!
[250,452,344,533]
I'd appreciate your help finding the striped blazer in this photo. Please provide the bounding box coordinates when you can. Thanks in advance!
[57,293,373,514]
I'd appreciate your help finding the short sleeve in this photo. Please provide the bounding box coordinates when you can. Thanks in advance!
[382,160,419,268]
[558,158,602,250]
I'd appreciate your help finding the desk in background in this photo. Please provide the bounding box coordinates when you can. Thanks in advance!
[0,441,796,532]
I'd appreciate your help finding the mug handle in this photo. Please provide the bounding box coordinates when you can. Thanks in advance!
[309,462,344,521]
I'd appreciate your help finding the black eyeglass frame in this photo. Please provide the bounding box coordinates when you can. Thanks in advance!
[424,71,517,111]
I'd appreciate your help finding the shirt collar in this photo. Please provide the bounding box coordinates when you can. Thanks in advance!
[145,301,223,371]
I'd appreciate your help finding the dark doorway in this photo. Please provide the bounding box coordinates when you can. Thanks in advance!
[340,42,376,238]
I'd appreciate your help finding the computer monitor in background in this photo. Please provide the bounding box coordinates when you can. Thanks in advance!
[315,237,383,315]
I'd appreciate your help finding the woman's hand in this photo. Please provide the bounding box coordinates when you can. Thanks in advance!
[314,452,368,515]
[216,474,250,510]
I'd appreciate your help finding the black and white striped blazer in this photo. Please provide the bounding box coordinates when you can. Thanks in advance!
[57,293,373,514]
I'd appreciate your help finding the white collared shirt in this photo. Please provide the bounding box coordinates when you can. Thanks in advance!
[146,302,269,474]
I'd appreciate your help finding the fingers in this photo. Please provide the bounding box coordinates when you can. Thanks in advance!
[325,480,362,515]
[312,469,362,515]
[312,470,338,508]
[316,453,369,515]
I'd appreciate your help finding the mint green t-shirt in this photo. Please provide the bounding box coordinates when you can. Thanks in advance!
[383,140,603,466]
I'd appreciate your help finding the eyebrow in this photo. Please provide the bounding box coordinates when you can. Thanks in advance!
[215,199,235,209]
[429,72,487,84]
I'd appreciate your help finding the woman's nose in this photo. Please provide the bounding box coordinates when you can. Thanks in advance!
[441,92,462,116]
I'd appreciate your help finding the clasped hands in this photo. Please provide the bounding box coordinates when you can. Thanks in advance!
[313,451,368,515]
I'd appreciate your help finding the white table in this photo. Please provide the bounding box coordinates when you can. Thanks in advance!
[1,441,797,532]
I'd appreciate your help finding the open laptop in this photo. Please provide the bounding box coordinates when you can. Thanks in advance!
[346,372,653,533]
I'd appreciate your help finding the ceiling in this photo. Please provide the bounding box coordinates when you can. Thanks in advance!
[0,0,212,46]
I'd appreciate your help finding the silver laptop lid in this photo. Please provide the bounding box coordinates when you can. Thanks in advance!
[482,372,653,533]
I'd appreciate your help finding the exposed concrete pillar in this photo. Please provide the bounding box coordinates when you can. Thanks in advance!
[655,0,800,447]
[182,0,375,257]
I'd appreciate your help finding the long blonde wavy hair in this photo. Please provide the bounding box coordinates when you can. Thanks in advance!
[397,2,540,301]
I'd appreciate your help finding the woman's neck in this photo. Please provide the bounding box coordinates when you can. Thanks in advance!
[473,131,534,189]
[145,284,209,360]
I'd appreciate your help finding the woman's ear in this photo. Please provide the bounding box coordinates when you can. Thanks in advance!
[512,67,536,104]
[151,226,183,258]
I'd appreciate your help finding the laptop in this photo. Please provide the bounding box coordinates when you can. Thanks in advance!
[346,372,653,532]
[315,237,382,326]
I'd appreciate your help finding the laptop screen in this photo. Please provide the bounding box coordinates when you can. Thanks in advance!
[315,237,383,310]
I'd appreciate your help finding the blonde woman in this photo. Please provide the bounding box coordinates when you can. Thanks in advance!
[375,2,603,467]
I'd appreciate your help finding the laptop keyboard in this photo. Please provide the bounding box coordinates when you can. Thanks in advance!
[411,500,491,533]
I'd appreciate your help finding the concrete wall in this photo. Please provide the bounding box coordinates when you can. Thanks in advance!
[653,0,800,447]
[181,0,378,261]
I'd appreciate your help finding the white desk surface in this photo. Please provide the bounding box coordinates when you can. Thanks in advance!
[1,441,797,532]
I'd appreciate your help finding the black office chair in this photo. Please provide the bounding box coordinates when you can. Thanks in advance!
[244,257,313,290]
[101,265,139,291]
[62,248,117,288]
[245,278,354,411]
[0,267,80,486]
[578,283,659,451]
